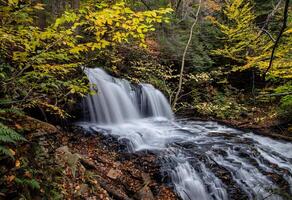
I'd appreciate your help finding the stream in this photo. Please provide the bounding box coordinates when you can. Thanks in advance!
[78,68,292,200]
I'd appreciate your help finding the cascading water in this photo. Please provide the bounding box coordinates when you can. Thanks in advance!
[84,68,173,124]
[79,68,292,200]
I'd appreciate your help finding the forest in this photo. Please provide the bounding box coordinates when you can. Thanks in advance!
[0,0,291,199]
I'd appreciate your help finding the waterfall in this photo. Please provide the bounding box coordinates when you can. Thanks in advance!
[84,68,173,124]
[80,68,292,200]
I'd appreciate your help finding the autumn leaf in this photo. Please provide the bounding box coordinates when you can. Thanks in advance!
[15,160,21,168]
[6,175,15,183]
[9,149,16,156]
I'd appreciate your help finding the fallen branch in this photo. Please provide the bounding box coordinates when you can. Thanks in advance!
[257,92,292,98]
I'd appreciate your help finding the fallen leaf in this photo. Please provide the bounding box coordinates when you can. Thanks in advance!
[15,160,21,168]
[9,149,16,156]
[15,124,22,129]
[7,175,15,183]
[24,171,32,178]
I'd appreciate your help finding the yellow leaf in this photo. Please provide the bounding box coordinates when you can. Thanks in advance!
[9,149,16,156]
[15,160,21,168]
[15,124,22,129]
[34,3,45,10]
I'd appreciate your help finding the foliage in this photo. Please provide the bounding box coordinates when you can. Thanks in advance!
[209,0,291,76]
[245,22,292,79]
[0,121,26,159]
[209,0,260,65]
[100,43,175,97]
[192,88,248,120]
[14,177,40,190]
[0,0,172,118]
[275,82,292,119]
[278,95,292,119]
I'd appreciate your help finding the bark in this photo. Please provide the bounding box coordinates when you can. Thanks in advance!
[171,0,202,110]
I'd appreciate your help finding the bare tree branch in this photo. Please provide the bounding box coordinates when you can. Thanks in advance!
[172,0,202,110]
[256,0,282,39]
[140,0,152,11]
[262,29,276,42]
[264,0,290,79]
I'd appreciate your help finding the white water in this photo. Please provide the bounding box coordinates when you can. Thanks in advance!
[79,68,292,200]
[84,68,173,124]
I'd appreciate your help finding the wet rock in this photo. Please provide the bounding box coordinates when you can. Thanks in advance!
[107,168,122,179]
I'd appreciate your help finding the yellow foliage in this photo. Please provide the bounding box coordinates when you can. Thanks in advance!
[211,0,291,80]
[0,0,172,117]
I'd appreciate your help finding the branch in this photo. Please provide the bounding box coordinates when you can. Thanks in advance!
[175,0,182,13]
[262,29,276,42]
[171,0,201,110]
[256,0,282,39]
[258,92,292,98]
[140,0,152,11]
[263,0,290,79]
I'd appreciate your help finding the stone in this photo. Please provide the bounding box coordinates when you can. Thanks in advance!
[137,186,154,200]
[107,168,122,179]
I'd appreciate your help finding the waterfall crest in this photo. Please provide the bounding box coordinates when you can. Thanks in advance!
[84,68,173,124]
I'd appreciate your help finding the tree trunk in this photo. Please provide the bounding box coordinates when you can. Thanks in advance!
[264,0,290,79]
[171,0,202,110]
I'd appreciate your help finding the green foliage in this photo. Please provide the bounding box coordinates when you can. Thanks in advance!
[192,88,248,120]
[0,0,172,118]
[93,42,175,98]
[15,178,41,190]
[278,95,292,119]
[157,14,217,72]
[0,122,26,159]
[209,0,261,65]
[275,82,292,119]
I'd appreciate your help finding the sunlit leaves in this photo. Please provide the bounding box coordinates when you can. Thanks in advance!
[211,0,292,81]
[69,1,173,52]
[210,0,259,64]
[0,0,172,118]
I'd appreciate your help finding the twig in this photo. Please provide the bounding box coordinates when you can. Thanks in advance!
[262,29,276,42]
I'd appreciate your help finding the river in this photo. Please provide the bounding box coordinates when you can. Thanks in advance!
[78,68,292,200]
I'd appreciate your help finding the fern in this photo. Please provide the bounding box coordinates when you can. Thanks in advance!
[0,123,26,142]
[0,108,24,116]
[15,178,40,190]
[0,146,14,158]
[0,106,24,122]
[0,122,26,158]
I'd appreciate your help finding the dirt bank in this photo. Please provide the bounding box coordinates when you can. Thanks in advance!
[0,115,177,200]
